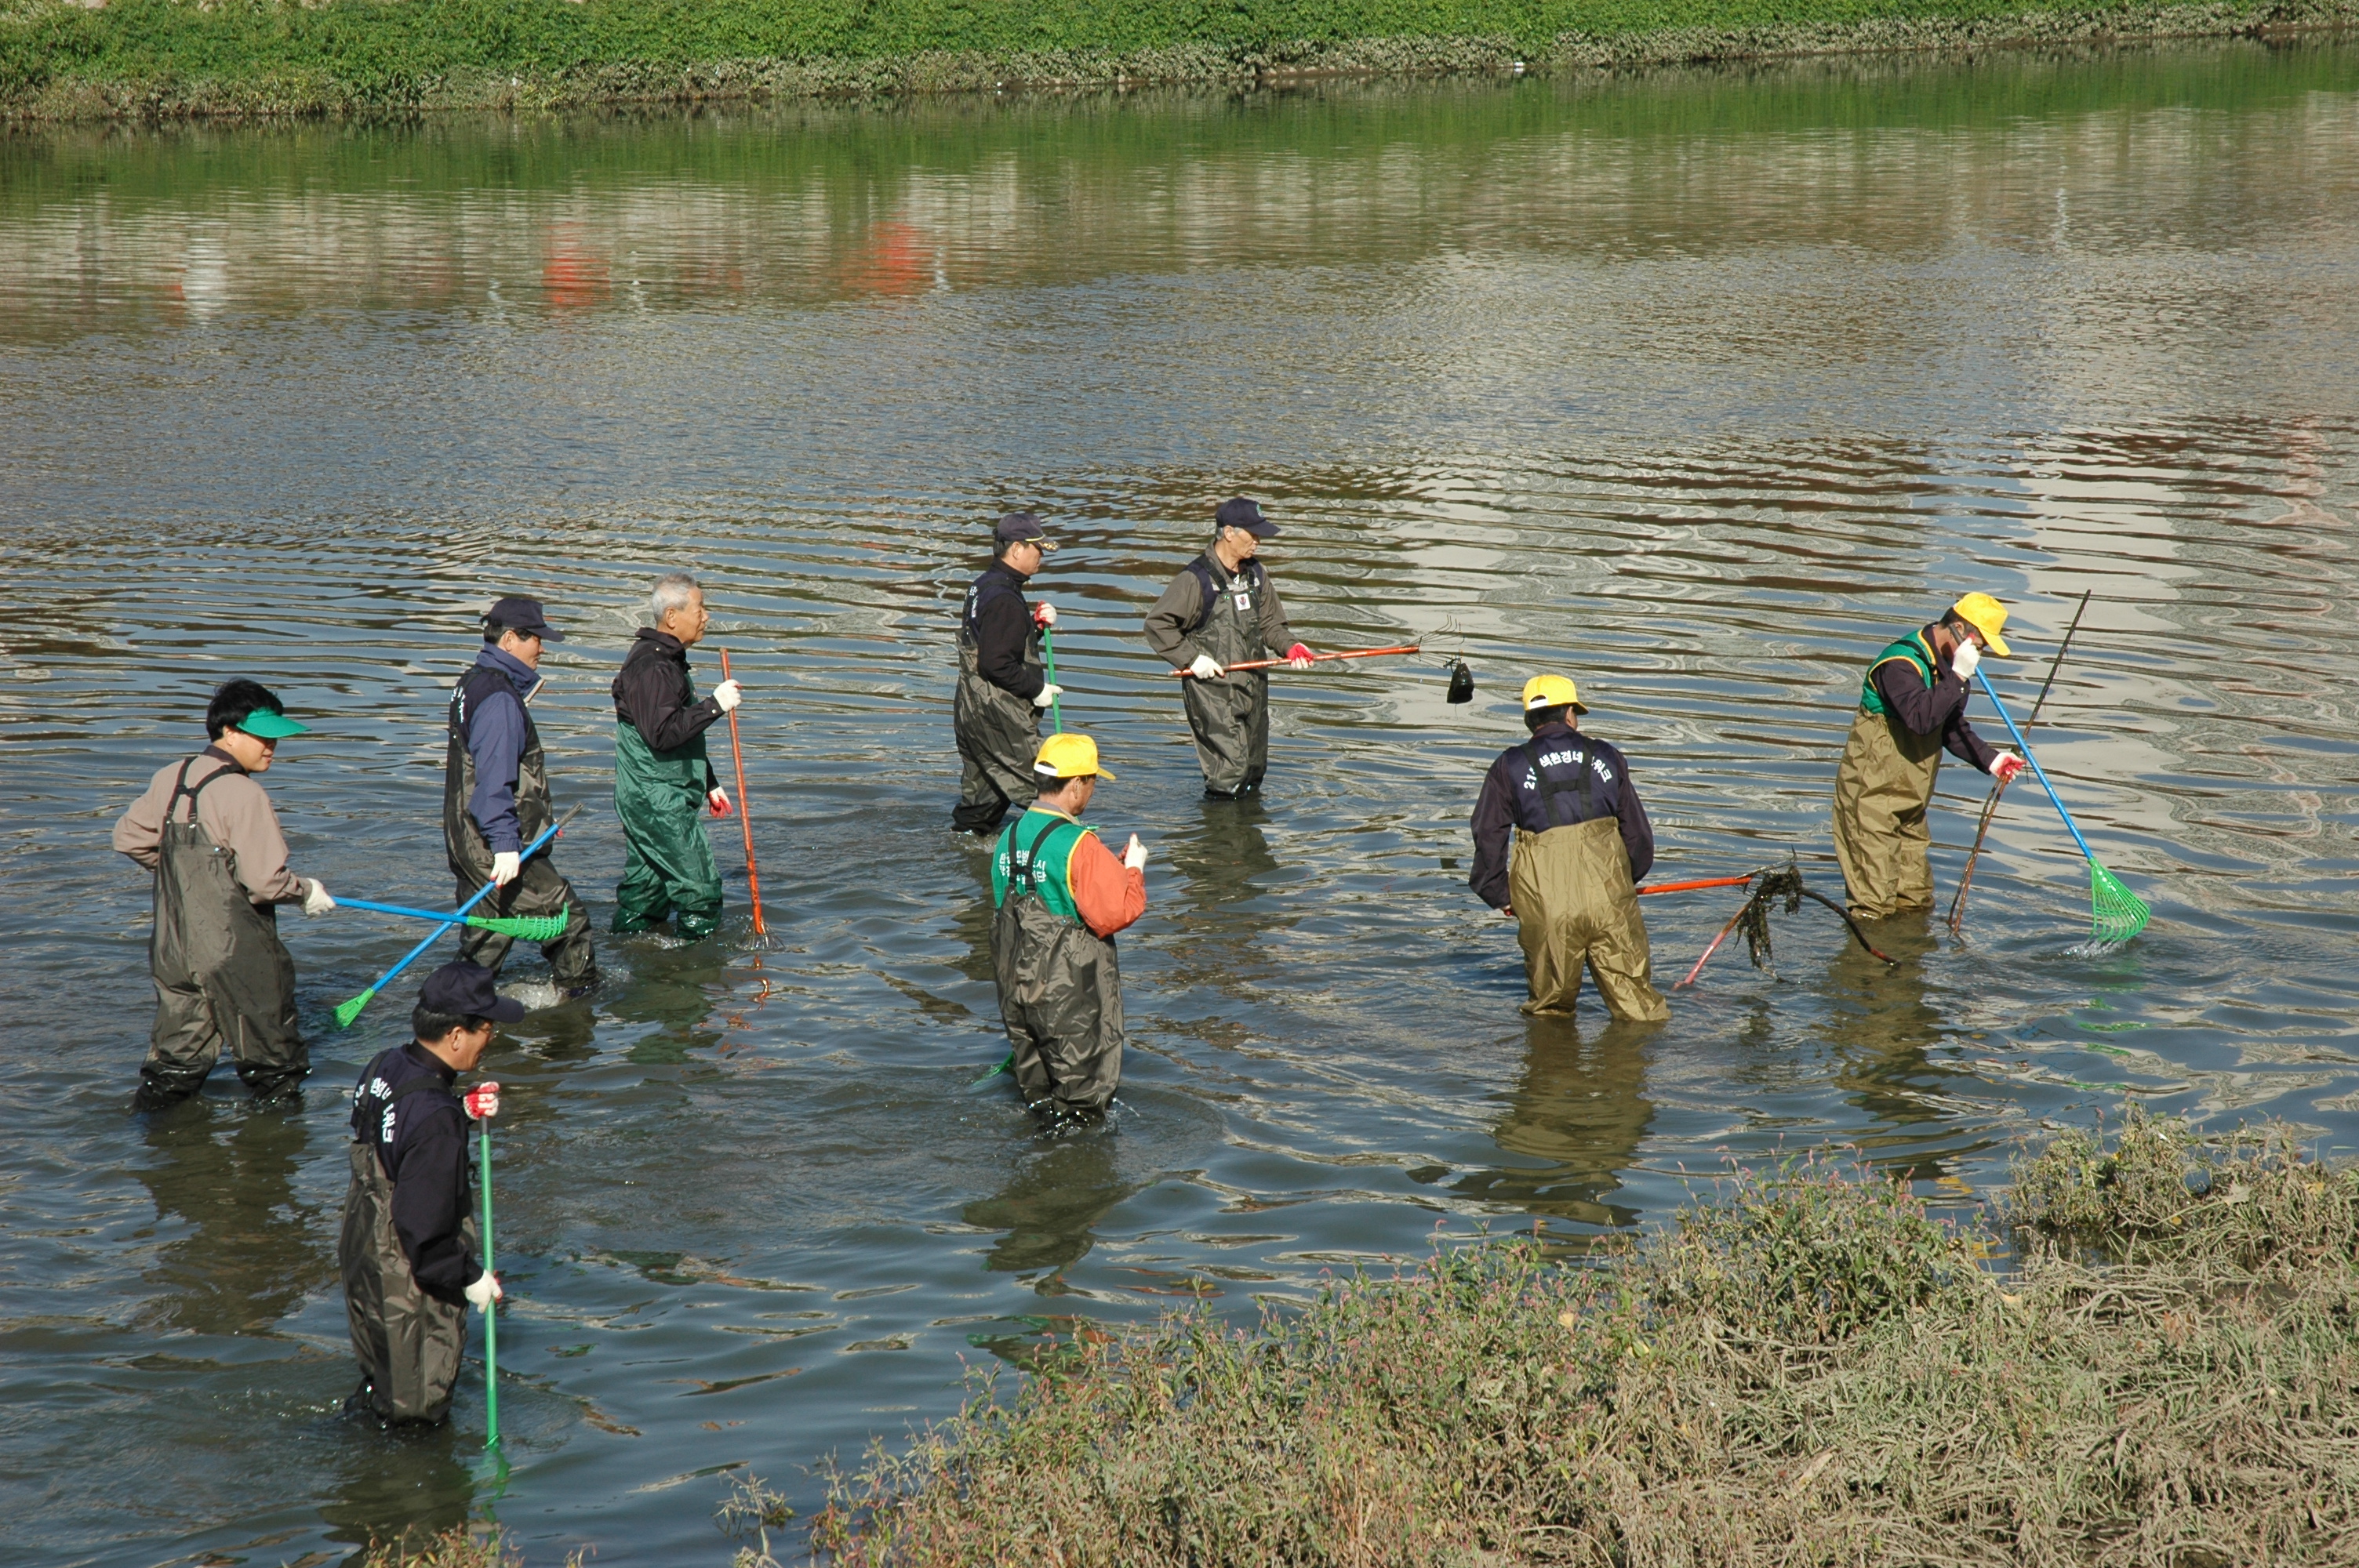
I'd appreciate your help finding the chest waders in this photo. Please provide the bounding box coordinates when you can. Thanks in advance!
[953,575,1046,833]
[338,1075,474,1423]
[1506,741,1668,1023]
[443,668,595,984]
[991,812,1124,1116]
[1183,558,1271,794]
[612,716,722,940]
[1831,635,1946,920]
[144,760,305,1103]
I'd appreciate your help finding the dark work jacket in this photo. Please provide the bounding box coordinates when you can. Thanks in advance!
[350,1043,480,1304]
[451,644,543,855]
[1869,626,1999,772]
[961,561,1045,701]
[1468,722,1655,909]
[612,628,721,790]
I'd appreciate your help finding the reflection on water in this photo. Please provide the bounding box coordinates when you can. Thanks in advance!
[3,36,2358,1568]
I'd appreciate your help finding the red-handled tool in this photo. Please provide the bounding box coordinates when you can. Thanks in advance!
[718,649,766,938]
[1171,644,1420,676]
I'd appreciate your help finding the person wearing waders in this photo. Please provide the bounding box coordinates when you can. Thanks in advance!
[953,513,1063,834]
[612,573,743,938]
[1831,593,2027,920]
[991,733,1147,1120]
[340,960,518,1425]
[113,679,336,1109]
[447,595,598,993]
[1143,498,1314,798]
[1468,676,1669,1022]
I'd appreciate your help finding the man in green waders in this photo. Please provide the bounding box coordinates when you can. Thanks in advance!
[114,679,337,1109]
[1831,592,2027,920]
[1468,676,1668,1022]
[612,573,743,938]
[992,733,1147,1120]
[954,513,1063,834]
[1144,498,1314,798]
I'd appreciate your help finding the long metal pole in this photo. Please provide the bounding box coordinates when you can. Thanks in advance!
[718,649,766,938]
[1948,590,2092,934]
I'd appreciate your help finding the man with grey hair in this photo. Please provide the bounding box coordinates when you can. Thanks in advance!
[611,572,743,940]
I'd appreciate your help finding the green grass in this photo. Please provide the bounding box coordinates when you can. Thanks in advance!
[4,0,2353,118]
[802,1116,2359,1566]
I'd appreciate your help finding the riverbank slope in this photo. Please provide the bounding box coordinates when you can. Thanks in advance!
[4,0,2356,121]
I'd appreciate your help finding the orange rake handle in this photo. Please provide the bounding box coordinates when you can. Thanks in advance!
[1171,644,1420,676]
[718,649,766,938]
[1637,876,1757,897]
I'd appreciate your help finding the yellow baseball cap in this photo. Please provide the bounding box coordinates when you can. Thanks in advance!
[1521,674,1589,715]
[1034,731,1116,781]
[1950,593,2012,658]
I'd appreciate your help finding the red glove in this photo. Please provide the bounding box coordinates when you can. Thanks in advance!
[463,1081,501,1120]
[1032,601,1057,628]
[1991,751,2028,784]
[1285,642,1314,669]
[707,786,732,818]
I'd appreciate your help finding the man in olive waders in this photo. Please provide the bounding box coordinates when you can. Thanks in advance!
[1468,676,1668,1022]
[340,960,517,1425]
[992,733,1147,1120]
[612,573,743,938]
[954,513,1063,834]
[1831,592,2027,920]
[447,595,597,993]
[1143,498,1314,798]
[114,679,337,1109]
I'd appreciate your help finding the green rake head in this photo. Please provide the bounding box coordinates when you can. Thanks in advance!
[2088,862,2151,946]
[466,912,570,942]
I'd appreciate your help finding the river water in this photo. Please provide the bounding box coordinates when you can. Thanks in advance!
[4,38,2357,1566]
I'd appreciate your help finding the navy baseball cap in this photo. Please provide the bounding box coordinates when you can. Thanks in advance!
[1215,497,1278,538]
[417,960,529,1024]
[485,595,565,643]
[994,512,1057,550]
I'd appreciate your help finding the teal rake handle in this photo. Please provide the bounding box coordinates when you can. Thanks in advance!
[479,1117,500,1449]
[1974,670,2097,862]
[1042,627,1063,734]
[335,896,559,937]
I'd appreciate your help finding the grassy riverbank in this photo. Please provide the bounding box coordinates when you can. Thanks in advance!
[805,1116,2359,1566]
[3,0,2355,120]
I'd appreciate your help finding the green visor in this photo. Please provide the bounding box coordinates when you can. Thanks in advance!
[234,710,311,739]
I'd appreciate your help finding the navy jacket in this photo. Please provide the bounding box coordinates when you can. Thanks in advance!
[460,644,540,854]
[351,1042,481,1303]
[1468,722,1656,909]
[962,561,1045,700]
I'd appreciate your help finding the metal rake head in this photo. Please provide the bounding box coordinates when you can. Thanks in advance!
[2088,862,2150,946]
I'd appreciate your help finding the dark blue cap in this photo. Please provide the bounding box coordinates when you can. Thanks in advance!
[1215,497,1277,538]
[485,595,565,643]
[418,960,528,1024]
[993,512,1056,549]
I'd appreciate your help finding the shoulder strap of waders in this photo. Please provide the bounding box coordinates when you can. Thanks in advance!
[1015,811,1070,898]
[1523,739,1594,829]
[1184,557,1223,634]
[168,757,239,826]
[355,1070,458,1164]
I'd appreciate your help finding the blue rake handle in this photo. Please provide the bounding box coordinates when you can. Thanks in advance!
[1974,669,2098,864]
[339,895,510,925]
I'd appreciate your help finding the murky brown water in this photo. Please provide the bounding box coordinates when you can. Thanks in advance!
[4,39,2357,1566]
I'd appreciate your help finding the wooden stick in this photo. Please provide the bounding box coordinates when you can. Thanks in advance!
[718,649,766,938]
[1637,875,1757,897]
[1170,644,1419,676]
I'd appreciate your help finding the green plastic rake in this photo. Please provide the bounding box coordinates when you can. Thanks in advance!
[1975,670,2150,945]
[339,897,569,942]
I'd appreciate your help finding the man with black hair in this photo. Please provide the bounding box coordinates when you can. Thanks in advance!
[1468,675,1668,1022]
[446,594,596,993]
[340,960,519,1425]
[114,678,336,1108]
[1143,498,1314,797]
[954,513,1063,834]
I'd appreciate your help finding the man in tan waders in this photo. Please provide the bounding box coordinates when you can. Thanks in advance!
[114,679,337,1109]
[1831,592,2027,920]
[340,960,518,1425]
[991,733,1147,1120]
[1468,676,1668,1022]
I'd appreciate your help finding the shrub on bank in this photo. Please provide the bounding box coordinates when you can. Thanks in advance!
[805,1119,2359,1566]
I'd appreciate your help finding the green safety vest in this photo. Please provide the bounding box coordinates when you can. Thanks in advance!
[1857,631,1937,718]
[992,808,1094,923]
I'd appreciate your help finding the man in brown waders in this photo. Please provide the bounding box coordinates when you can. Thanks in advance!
[1468,676,1668,1022]
[113,679,337,1109]
[1831,592,2027,920]
[954,513,1063,834]
[1143,498,1314,798]
[991,733,1147,1120]
[340,960,518,1425]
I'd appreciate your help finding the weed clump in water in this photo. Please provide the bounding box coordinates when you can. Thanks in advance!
[802,1129,2359,1566]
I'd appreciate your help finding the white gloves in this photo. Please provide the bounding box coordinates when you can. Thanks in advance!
[300,879,336,916]
[1032,684,1063,710]
[464,1272,504,1312]
[1990,750,2027,783]
[490,851,521,887]
[1188,654,1224,681]
[1950,639,1981,680]
[713,679,743,713]
[1034,601,1058,628]
[1122,834,1147,873]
